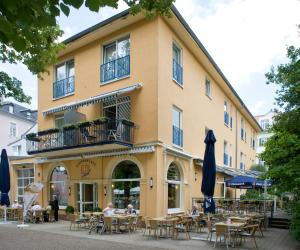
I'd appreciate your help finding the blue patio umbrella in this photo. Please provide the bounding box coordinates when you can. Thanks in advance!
[0,149,10,207]
[201,130,216,213]
[225,175,272,189]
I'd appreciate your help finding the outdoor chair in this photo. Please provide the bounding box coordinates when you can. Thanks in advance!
[147,219,161,239]
[132,215,143,232]
[69,213,83,230]
[174,219,191,240]
[206,220,216,242]
[214,224,230,250]
[239,224,259,248]
[103,216,118,234]
[33,210,43,223]
[80,127,96,143]
[193,215,205,232]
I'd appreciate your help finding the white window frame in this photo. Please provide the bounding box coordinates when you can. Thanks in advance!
[16,168,34,203]
[205,77,212,98]
[172,106,183,148]
[10,122,17,137]
[224,141,229,166]
[9,105,14,114]
[167,163,183,214]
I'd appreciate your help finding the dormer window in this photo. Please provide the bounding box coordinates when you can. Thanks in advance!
[9,105,14,114]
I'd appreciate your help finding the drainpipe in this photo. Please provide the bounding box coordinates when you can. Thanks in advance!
[235,108,238,169]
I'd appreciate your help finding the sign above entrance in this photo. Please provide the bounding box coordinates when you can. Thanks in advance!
[76,159,96,177]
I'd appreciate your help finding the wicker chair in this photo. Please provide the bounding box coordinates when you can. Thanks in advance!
[239,224,259,249]
[206,220,216,242]
[174,219,191,240]
[214,224,230,250]
[69,213,83,230]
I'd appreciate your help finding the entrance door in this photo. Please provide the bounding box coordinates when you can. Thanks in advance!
[76,183,98,213]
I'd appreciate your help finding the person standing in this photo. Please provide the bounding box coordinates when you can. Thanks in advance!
[53,196,59,221]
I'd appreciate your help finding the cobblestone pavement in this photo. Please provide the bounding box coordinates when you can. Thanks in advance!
[0,221,299,250]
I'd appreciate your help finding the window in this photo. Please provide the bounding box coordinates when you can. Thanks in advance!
[260,119,270,130]
[215,182,226,198]
[224,101,229,125]
[205,78,211,97]
[111,160,140,210]
[10,122,17,137]
[50,166,68,207]
[167,163,182,212]
[240,152,245,170]
[101,36,130,83]
[172,107,183,147]
[241,118,245,140]
[229,105,233,129]
[17,168,34,203]
[9,105,14,114]
[259,138,268,146]
[53,59,75,98]
[223,141,229,166]
[12,145,22,156]
[250,130,256,149]
[55,114,65,128]
[172,42,183,85]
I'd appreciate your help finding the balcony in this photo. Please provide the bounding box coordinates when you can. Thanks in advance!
[53,76,75,99]
[172,125,183,147]
[100,55,130,83]
[172,59,183,85]
[26,119,134,155]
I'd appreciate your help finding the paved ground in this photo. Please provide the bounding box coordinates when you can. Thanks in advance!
[0,221,299,250]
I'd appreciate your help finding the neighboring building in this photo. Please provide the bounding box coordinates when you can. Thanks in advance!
[11,7,261,216]
[255,110,275,165]
[0,101,37,155]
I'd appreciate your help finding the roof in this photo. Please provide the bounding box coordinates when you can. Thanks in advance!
[62,5,261,131]
[0,101,37,122]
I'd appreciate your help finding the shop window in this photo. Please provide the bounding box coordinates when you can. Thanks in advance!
[50,166,68,207]
[167,162,182,212]
[111,160,140,210]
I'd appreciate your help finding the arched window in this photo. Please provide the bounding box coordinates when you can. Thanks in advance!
[112,161,140,210]
[50,166,68,206]
[167,163,182,211]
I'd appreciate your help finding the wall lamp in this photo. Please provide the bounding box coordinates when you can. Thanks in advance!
[194,171,198,181]
[150,177,154,189]
[104,186,107,196]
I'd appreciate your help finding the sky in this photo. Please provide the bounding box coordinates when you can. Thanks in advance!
[1,0,300,116]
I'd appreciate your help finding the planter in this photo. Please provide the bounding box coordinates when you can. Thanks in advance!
[93,117,108,125]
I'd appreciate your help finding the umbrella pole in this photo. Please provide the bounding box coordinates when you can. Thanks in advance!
[4,206,7,223]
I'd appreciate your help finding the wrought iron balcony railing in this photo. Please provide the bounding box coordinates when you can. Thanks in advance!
[100,55,130,83]
[26,119,134,154]
[172,125,183,147]
[53,76,75,99]
[172,59,183,85]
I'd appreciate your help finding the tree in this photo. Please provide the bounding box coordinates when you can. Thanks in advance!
[250,164,267,173]
[0,0,174,103]
[261,45,300,240]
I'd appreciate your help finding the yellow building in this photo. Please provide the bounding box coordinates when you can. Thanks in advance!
[11,6,261,217]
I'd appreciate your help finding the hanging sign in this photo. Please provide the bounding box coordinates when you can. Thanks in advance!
[75,159,96,177]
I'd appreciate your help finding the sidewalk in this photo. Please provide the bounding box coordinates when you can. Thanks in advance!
[2,220,300,250]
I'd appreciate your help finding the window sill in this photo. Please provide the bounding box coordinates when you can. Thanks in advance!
[100,75,130,85]
[53,92,74,101]
[172,78,183,88]
[205,94,212,100]
[168,208,184,214]
[172,144,183,150]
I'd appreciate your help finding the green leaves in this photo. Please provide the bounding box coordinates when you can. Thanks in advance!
[263,44,300,240]
[0,71,31,104]
[60,3,71,16]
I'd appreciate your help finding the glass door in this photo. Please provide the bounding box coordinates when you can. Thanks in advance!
[76,183,98,213]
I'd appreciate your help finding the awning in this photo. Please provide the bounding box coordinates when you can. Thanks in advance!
[43,83,142,116]
[225,175,272,189]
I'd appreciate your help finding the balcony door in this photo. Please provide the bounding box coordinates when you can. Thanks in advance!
[103,96,131,122]
[76,182,98,213]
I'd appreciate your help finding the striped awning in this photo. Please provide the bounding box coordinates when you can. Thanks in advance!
[43,83,142,116]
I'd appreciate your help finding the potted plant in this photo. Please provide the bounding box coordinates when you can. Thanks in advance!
[26,133,39,141]
[93,117,108,125]
[93,207,102,212]
[62,124,77,131]
[121,119,135,127]
[65,205,75,220]
[77,121,91,128]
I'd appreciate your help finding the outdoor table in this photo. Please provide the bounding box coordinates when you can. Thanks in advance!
[214,221,245,247]
[151,217,179,238]
[228,216,251,222]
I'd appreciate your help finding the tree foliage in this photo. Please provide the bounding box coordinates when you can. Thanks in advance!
[0,0,174,103]
[250,164,267,173]
[261,45,300,240]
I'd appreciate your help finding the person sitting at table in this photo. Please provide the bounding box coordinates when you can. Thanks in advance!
[125,204,136,215]
[103,202,115,216]
[11,200,22,209]
[191,205,199,215]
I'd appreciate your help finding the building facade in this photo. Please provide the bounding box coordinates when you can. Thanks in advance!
[11,7,261,217]
[255,110,275,165]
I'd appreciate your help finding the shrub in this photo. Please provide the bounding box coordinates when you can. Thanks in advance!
[93,207,102,212]
[65,205,75,214]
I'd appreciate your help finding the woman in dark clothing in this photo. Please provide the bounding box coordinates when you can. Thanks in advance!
[53,196,59,221]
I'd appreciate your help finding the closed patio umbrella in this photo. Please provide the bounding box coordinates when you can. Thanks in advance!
[0,149,10,224]
[201,130,216,213]
[0,149,10,207]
